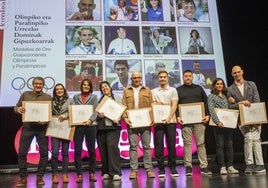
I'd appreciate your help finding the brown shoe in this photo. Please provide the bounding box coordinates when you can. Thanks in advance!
[16,177,27,187]
[62,173,69,183]
[147,170,155,178]
[36,176,45,185]
[76,174,83,183]
[52,174,59,184]
[89,173,97,182]
[129,171,137,179]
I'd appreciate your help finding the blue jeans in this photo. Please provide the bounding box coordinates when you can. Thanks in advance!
[74,125,97,175]
[51,137,70,174]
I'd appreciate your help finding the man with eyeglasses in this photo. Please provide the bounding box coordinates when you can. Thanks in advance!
[68,26,102,55]
[67,0,100,21]
[110,60,132,90]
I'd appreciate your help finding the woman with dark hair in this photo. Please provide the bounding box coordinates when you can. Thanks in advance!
[142,0,163,21]
[186,29,208,54]
[207,78,239,175]
[73,78,98,183]
[96,81,122,181]
[51,83,74,184]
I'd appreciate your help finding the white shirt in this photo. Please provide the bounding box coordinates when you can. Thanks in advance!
[68,43,101,55]
[107,38,137,54]
[152,85,178,104]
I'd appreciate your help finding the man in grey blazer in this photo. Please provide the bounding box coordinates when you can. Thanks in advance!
[227,65,266,174]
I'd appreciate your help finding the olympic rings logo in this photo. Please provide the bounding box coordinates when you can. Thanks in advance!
[11,76,56,93]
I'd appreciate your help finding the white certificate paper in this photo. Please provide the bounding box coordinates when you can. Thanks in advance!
[46,117,75,140]
[179,102,205,124]
[96,95,126,121]
[239,102,268,125]
[22,101,51,122]
[152,104,176,123]
[69,105,93,125]
[209,108,239,129]
[127,108,152,128]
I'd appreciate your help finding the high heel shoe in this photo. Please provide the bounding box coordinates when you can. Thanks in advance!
[89,173,97,182]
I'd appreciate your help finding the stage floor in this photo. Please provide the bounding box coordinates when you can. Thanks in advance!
[1,163,267,188]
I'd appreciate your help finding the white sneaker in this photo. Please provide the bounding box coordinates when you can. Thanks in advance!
[113,175,121,181]
[220,167,227,175]
[103,174,110,180]
[227,166,239,174]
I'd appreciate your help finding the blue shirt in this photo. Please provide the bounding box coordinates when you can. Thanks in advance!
[147,7,163,21]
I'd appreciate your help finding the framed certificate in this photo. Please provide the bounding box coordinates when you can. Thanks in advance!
[127,108,152,128]
[22,101,52,122]
[178,102,205,125]
[46,117,75,140]
[152,104,176,123]
[96,95,127,121]
[239,102,268,125]
[209,108,239,129]
[69,105,93,126]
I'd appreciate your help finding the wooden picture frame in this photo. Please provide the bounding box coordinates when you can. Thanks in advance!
[68,105,93,126]
[239,102,268,126]
[46,117,75,140]
[96,95,127,121]
[152,104,176,124]
[22,101,52,122]
[209,108,239,129]
[178,102,205,125]
[127,108,153,128]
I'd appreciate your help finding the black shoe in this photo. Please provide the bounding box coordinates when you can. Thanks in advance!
[36,176,45,185]
[245,164,254,174]
[253,165,266,174]
[158,170,165,178]
[170,168,179,177]
[201,168,212,175]
[186,166,192,176]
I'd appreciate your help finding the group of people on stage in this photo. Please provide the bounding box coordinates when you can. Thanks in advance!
[14,65,266,187]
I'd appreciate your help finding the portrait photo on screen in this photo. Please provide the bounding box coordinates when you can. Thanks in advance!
[140,0,175,22]
[176,0,209,22]
[142,26,178,54]
[66,25,102,55]
[104,0,139,21]
[105,26,140,55]
[105,59,142,92]
[144,59,181,89]
[66,59,103,92]
[66,0,101,21]
[181,59,216,94]
[179,27,213,55]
